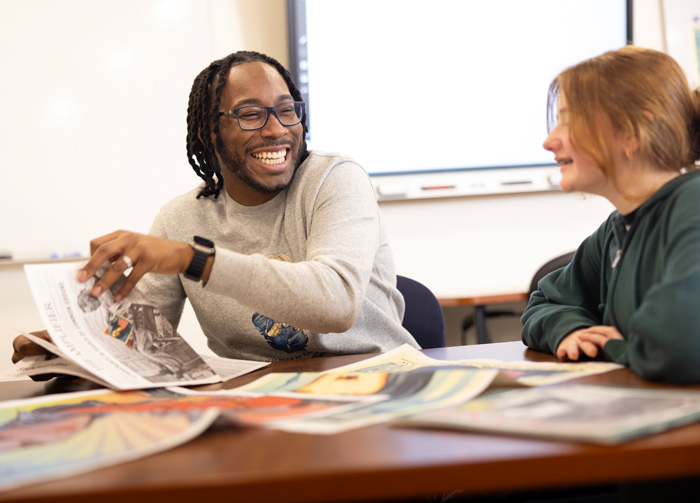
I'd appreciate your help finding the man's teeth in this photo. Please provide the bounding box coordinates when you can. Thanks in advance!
[253,151,286,165]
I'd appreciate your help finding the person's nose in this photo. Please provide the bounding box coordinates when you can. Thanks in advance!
[543,130,560,152]
[260,111,288,138]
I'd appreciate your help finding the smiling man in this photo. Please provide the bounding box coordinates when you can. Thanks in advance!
[212,61,306,204]
[13,51,417,363]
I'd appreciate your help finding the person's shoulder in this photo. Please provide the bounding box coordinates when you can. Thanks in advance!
[293,150,368,186]
[158,184,219,215]
[659,170,700,225]
[668,169,700,204]
[679,168,700,190]
[301,150,364,172]
[290,151,374,200]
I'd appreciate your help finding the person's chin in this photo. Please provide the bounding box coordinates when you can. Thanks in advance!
[558,173,577,193]
[249,171,294,193]
[559,182,574,193]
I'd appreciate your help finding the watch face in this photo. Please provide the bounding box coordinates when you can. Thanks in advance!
[185,237,214,281]
[194,236,214,248]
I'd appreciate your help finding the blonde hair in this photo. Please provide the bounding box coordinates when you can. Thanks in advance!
[547,46,700,185]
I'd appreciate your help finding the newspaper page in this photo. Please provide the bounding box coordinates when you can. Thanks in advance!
[198,355,268,381]
[0,387,221,492]
[0,354,111,387]
[0,331,111,386]
[0,332,268,384]
[237,344,622,392]
[398,384,700,445]
[0,384,382,492]
[232,345,499,433]
[230,344,623,434]
[23,261,221,390]
[436,359,625,386]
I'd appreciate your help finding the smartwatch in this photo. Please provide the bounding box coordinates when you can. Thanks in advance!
[184,236,215,282]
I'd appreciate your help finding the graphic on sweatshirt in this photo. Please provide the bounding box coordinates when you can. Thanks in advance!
[251,254,309,353]
[252,313,308,352]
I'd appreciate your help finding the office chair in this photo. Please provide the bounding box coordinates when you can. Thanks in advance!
[461,251,576,344]
[396,275,446,349]
[528,251,576,295]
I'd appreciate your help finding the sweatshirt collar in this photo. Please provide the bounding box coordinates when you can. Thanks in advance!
[617,169,700,223]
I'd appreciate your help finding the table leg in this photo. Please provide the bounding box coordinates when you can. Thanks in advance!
[475,305,490,344]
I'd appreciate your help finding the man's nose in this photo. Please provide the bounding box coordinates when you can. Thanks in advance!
[260,112,288,137]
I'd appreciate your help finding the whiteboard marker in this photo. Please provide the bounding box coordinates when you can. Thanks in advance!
[421,185,455,190]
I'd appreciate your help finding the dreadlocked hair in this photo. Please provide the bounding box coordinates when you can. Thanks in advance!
[186,51,309,199]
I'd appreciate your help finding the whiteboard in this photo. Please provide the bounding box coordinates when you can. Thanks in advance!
[289,0,630,181]
[662,0,700,87]
[0,0,219,261]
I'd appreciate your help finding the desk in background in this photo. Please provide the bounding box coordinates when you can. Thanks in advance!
[439,292,529,344]
[2,342,700,503]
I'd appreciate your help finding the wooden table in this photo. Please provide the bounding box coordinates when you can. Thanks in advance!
[2,342,700,503]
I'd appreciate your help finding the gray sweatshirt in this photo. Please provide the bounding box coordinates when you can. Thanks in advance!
[138,151,418,361]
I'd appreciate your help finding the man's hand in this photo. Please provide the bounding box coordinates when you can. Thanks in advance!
[556,325,623,361]
[12,330,65,381]
[12,330,52,363]
[77,230,195,301]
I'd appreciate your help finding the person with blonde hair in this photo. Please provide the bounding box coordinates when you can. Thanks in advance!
[522,46,700,383]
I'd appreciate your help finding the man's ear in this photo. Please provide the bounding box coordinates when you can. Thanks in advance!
[193,127,211,147]
[197,127,217,149]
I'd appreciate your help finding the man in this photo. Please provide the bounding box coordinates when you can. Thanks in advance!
[13,51,417,363]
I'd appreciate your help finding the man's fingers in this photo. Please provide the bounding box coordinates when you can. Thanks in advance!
[114,266,146,301]
[12,335,49,363]
[79,231,131,283]
[30,373,61,382]
[88,230,126,256]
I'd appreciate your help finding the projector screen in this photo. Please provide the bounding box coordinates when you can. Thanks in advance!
[287,0,632,199]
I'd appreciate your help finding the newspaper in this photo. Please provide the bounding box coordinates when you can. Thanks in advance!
[398,384,700,445]
[0,336,268,384]
[0,344,672,493]
[12,261,266,389]
[0,387,221,492]
[0,384,374,493]
[229,344,622,434]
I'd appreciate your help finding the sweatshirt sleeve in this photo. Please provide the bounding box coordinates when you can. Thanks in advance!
[136,217,188,329]
[521,219,609,354]
[607,193,700,383]
[204,160,382,334]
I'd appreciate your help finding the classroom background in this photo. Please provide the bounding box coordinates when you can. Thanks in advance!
[0,0,695,371]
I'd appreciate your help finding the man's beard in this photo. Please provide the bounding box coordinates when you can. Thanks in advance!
[218,140,307,194]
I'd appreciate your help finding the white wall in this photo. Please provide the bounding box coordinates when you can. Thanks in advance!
[0,0,289,370]
[0,0,667,371]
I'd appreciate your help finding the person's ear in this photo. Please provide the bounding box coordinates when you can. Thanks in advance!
[623,134,641,159]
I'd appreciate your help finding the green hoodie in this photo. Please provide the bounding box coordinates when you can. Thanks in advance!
[522,169,700,384]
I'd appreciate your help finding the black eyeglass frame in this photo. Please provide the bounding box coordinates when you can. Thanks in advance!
[218,101,305,131]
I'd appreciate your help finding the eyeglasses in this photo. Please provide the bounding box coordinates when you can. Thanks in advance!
[218,101,305,131]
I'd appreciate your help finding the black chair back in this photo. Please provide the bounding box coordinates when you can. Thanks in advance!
[528,252,576,295]
[396,275,446,349]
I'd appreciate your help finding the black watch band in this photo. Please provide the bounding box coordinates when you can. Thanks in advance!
[184,236,215,282]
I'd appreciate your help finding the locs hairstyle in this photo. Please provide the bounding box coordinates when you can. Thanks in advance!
[186,51,309,198]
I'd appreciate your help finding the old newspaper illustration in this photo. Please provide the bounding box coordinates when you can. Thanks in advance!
[22,262,220,389]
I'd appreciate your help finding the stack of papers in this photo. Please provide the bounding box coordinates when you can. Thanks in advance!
[2,262,700,493]
[2,262,267,388]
